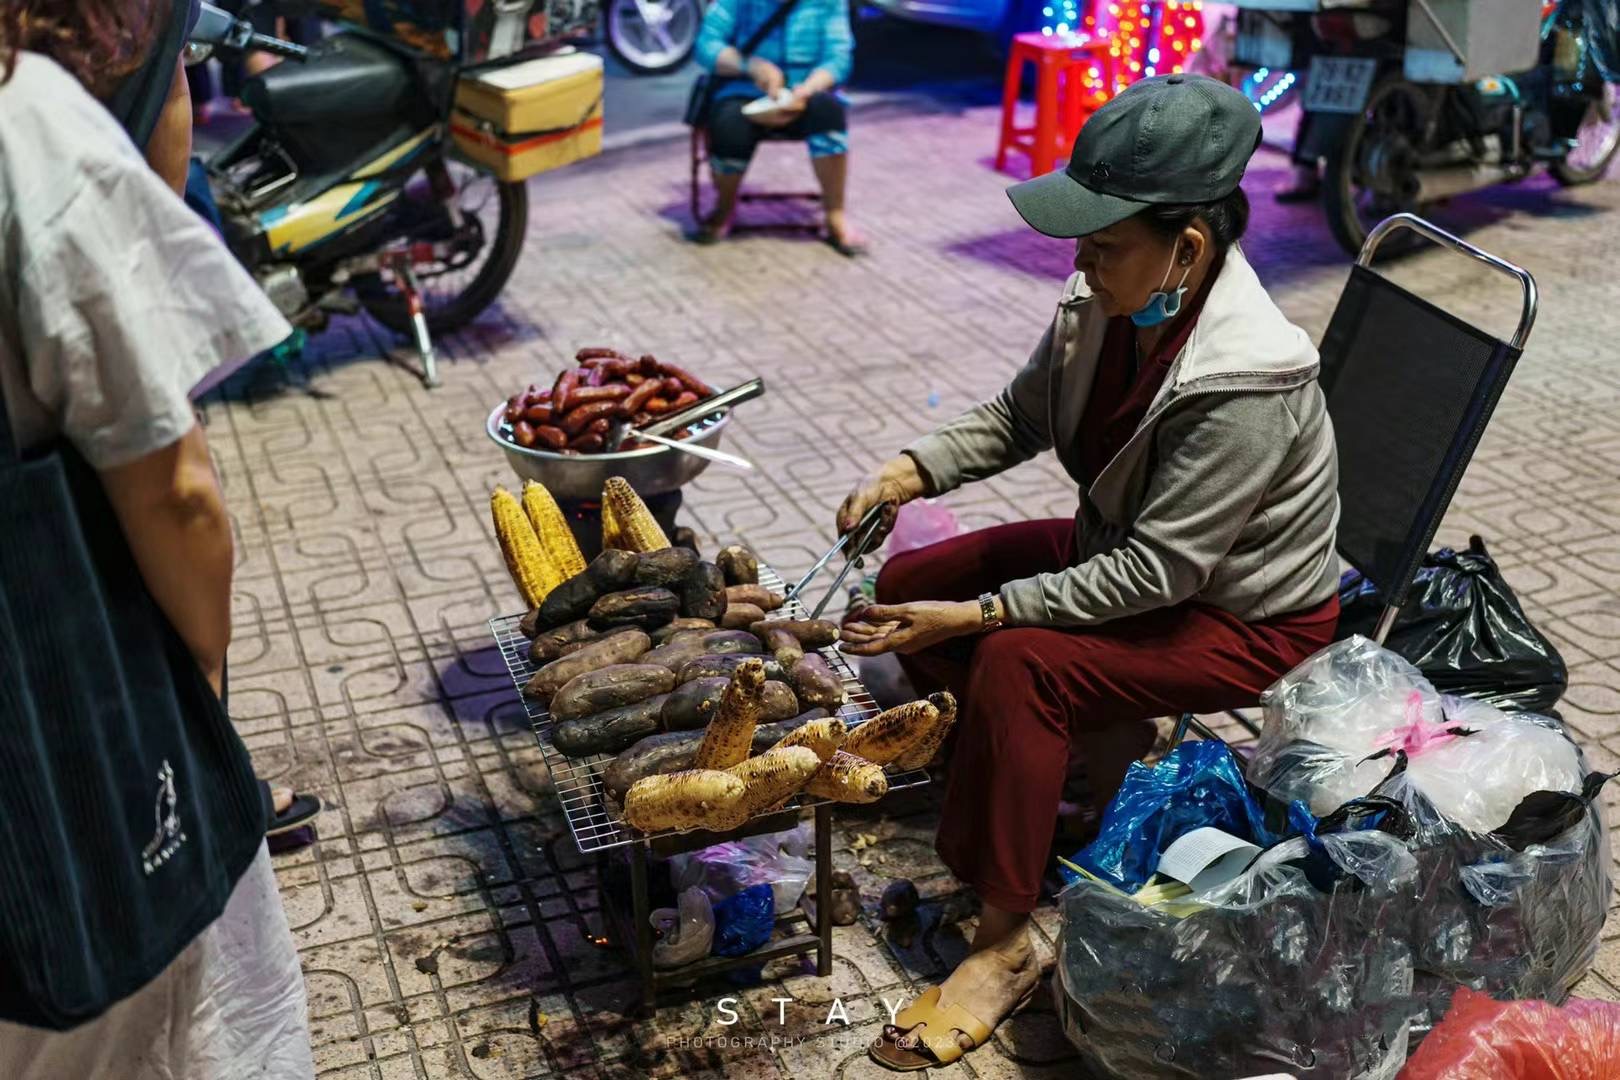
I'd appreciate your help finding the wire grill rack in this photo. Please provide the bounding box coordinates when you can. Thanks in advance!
[490,564,932,853]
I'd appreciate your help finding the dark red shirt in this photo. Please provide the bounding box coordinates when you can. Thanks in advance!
[1077,251,1224,485]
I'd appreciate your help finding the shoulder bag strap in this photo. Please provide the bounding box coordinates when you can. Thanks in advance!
[738,0,804,59]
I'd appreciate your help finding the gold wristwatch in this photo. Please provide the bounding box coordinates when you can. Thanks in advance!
[978,592,1004,632]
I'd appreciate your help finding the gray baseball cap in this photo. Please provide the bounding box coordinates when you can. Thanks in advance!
[1007,73,1263,239]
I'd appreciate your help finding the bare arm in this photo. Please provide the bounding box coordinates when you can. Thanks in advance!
[99,423,233,694]
[144,58,193,196]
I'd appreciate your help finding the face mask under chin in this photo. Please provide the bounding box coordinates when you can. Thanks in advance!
[1130,245,1193,328]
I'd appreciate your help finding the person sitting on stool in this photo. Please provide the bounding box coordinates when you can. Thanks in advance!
[691,0,865,255]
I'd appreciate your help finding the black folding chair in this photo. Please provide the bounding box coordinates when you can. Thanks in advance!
[1171,213,1539,747]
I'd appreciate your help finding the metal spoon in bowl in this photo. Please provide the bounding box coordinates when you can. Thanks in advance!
[624,425,754,470]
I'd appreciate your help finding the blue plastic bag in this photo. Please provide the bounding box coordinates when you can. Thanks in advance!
[711,883,775,957]
[1065,740,1275,892]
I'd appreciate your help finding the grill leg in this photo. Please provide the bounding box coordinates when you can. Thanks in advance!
[630,842,656,1014]
[815,804,833,977]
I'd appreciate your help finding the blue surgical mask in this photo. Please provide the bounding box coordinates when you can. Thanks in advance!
[1129,247,1192,328]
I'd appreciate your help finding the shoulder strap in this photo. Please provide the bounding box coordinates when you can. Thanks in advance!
[739,0,803,58]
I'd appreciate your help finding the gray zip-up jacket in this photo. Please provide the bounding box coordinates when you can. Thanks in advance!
[905,245,1340,627]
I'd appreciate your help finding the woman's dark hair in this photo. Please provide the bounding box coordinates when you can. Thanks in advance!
[0,1,158,97]
[1138,186,1251,251]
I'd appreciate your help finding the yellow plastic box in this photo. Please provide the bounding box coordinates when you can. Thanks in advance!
[451,51,603,182]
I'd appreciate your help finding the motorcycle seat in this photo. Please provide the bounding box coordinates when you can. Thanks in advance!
[242,35,413,126]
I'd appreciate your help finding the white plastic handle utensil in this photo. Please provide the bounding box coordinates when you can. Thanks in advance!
[631,428,754,470]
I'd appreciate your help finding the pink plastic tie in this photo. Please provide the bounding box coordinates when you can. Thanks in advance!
[1372,691,1459,759]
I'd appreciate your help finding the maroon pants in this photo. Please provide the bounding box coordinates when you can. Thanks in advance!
[875,520,1338,913]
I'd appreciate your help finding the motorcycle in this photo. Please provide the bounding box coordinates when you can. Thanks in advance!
[186,1,594,385]
[1239,0,1620,257]
[604,0,704,74]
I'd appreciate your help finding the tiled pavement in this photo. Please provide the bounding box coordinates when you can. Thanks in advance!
[201,97,1620,1078]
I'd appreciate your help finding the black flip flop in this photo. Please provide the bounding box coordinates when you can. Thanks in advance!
[261,781,321,837]
[823,229,868,258]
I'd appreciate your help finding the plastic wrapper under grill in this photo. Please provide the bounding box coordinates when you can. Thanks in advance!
[1055,831,1419,1080]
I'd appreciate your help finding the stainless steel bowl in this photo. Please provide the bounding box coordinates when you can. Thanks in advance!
[485,404,732,501]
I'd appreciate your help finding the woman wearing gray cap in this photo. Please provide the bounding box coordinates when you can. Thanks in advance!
[839,74,1340,1070]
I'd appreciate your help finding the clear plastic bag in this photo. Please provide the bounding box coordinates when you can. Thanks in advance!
[1402,987,1620,1079]
[669,824,813,915]
[1250,637,1583,834]
[650,885,714,969]
[1055,830,1419,1079]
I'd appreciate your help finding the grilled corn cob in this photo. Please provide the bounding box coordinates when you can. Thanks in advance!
[896,691,958,771]
[804,751,888,803]
[600,497,626,551]
[843,700,939,766]
[692,658,765,770]
[602,476,671,553]
[491,486,551,608]
[522,480,586,582]
[767,716,846,762]
[726,746,821,815]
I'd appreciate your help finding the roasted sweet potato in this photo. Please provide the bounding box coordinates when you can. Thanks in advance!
[692,659,766,770]
[761,627,805,667]
[550,664,676,723]
[843,700,939,766]
[788,653,845,710]
[649,618,715,645]
[634,547,700,588]
[720,602,767,630]
[715,545,759,586]
[603,712,826,801]
[519,607,542,639]
[623,770,746,833]
[526,617,596,665]
[698,630,764,656]
[588,587,680,630]
[680,561,727,621]
[676,653,787,685]
[586,548,641,591]
[537,570,599,628]
[661,677,728,731]
[552,694,668,758]
[524,629,650,704]
[750,618,841,648]
[725,584,783,611]
[642,640,708,674]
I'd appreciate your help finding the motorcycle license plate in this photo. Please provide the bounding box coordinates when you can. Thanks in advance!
[1303,57,1378,114]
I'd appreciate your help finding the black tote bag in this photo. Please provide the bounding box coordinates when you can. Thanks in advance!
[0,397,264,1030]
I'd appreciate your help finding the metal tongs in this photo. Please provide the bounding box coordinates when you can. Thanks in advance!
[783,501,892,621]
[607,377,767,470]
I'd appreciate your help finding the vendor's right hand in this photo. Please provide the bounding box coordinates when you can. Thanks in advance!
[748,57,786,97]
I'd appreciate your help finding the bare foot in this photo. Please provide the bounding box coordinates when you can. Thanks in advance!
[693,211,733,245]
[824,209,867,255]
[897,931,1042,1054]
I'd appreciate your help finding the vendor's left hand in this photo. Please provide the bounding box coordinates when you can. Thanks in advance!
[839,600,981,656]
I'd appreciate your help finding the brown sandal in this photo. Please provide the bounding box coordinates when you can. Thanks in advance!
[867,983,1038,1071]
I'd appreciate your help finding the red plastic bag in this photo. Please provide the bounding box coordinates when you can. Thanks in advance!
[1400,988,1620,1079]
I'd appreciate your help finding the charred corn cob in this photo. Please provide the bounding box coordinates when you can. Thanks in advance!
[599,497,626,551]
[804,751,888,803]
[843,700,939,766]
[491,486,551,608]
[522,480,586,581]
[623,769,745,832]
[726,746,821,815]
[692,658,765,770]
[768,716,846,762]
[896,691,958,771]
[602,476,671,553]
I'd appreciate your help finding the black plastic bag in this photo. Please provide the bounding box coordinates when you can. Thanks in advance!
[1336,536,1567,713]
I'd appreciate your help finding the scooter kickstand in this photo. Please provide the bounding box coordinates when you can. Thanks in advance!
[392,255,440,389]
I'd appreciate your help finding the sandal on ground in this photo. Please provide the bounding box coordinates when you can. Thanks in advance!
[823,226,868,258]
[261,781,321,837]
[686,214,731,245]
[868,983,1037,1071]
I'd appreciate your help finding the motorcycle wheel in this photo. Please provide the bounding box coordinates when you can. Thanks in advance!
[1551,81,1620,186]
[1323,76,1428,259]
[605,0,702,75]
[358,166,529,336]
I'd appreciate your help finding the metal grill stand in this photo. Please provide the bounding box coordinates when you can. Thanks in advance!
[489,565,929,1009]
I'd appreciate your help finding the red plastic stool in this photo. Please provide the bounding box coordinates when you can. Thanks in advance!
[996,32,1115,177]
